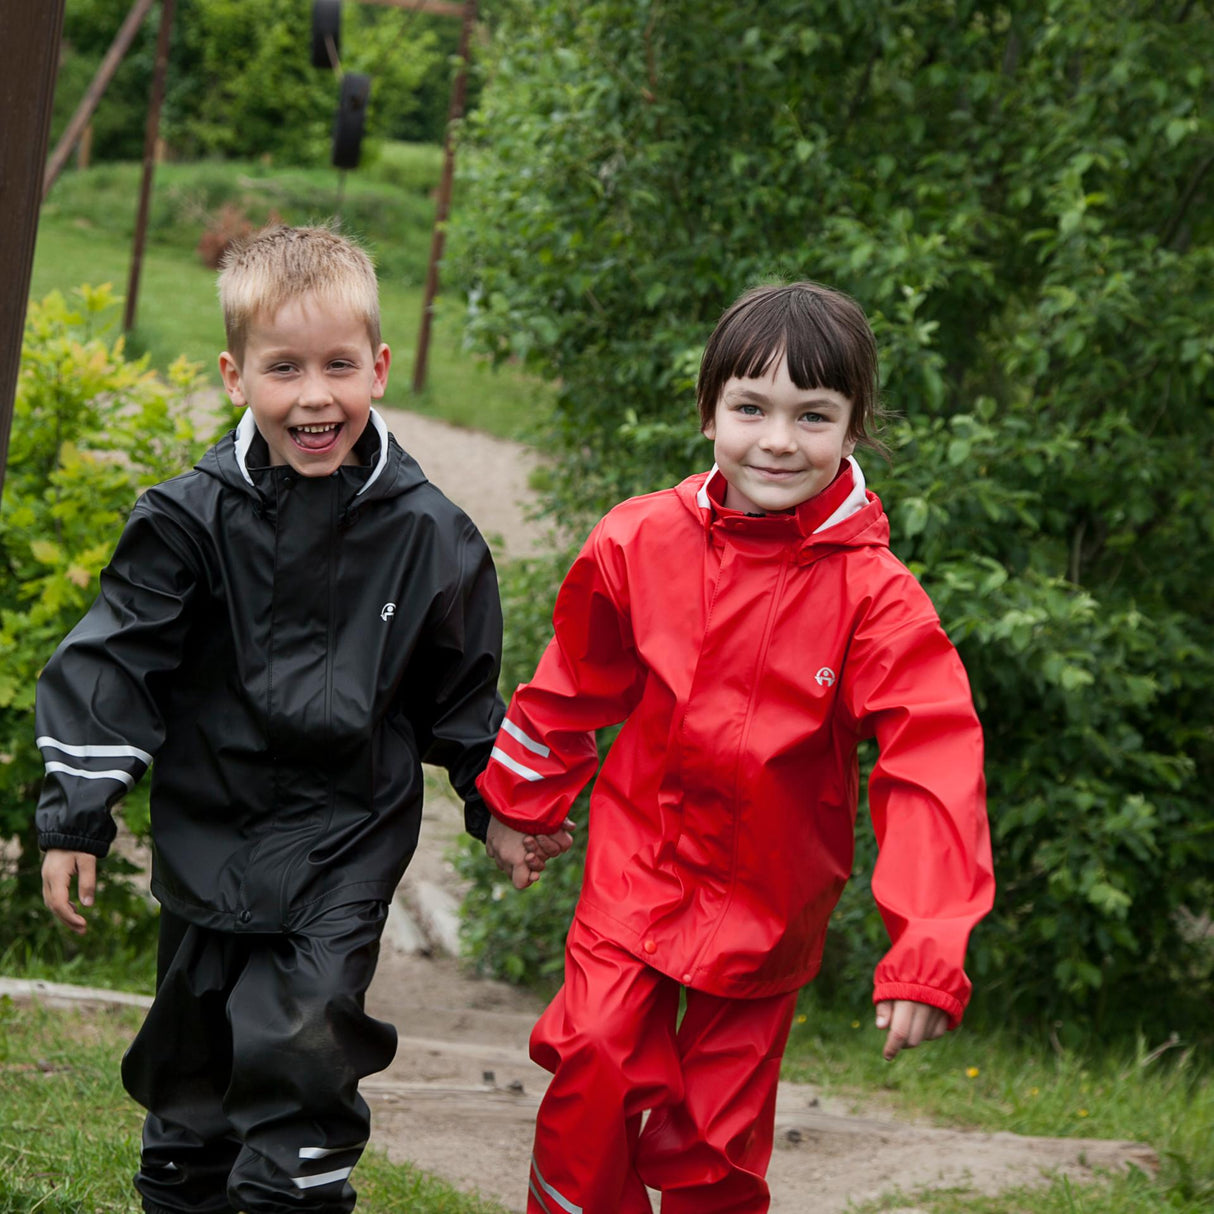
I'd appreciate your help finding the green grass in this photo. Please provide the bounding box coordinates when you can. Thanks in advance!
[32,151,550,442]
[0,997,510,1213]
[782,993,1213,1212]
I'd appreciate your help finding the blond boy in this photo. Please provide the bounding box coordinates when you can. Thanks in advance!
[36,226,513,1212]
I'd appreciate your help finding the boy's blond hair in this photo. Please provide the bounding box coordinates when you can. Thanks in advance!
[218,224,381,363]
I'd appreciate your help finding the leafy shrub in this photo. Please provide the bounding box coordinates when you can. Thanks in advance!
[0,285,208,962]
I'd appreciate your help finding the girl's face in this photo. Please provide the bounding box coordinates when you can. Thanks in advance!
[703,351,855,514]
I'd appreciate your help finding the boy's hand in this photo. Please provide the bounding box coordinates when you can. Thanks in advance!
[875,999,948,1061]
[42,849,97,936]
[520,818,577,872]
[485,817,544,890]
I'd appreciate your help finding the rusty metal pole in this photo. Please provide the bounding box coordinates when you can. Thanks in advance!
[412,0,476,394]
[43,0,157,199]
[0,0,68,502]
[124,0,176,334]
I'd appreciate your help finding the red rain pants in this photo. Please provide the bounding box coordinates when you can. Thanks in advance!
[526,919,798,1213]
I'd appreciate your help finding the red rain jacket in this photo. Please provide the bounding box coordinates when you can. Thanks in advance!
[478,461,993,1025]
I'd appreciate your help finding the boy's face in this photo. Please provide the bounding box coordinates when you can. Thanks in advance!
[703,352,855,515]
[219,296,390,477]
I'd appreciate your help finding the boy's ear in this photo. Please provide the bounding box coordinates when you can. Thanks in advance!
[702,417,716,440]
[218,352,245,406]
[371,343,391,399]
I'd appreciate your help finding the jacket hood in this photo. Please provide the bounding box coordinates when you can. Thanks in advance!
[196,407,427,511]
[678,455,890,563]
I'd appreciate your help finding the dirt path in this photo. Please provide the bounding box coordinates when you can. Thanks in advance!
[9,408,1157,1210]
[372,787,1156,1213]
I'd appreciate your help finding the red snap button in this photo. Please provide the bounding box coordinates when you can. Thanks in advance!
[643,939,657,954]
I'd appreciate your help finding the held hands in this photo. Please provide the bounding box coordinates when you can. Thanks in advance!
[875,999,948,1061]
[485,816,576,891]
[42,849,97,936]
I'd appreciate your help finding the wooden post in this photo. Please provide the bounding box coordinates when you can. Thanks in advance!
[124,0,176,334]
[412,0,476,394]
[0,0,68,501]
[43,0,157,199]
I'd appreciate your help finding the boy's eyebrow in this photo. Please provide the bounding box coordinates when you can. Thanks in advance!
[256,343,366,361]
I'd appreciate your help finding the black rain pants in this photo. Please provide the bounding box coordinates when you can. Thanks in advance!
[121,902,397,1213]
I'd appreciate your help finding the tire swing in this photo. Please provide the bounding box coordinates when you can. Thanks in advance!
[332,72,371,170]
[311,0,342,69]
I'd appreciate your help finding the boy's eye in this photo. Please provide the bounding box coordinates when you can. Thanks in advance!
[737,403,762,416]
[801,411,826,423]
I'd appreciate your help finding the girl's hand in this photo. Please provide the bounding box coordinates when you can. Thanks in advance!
[875,999,948,1061]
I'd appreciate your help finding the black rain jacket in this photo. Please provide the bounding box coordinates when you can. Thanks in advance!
[35,409,504,932]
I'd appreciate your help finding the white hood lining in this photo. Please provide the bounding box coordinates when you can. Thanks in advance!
[696,456,868,533]
[233,407,389,496]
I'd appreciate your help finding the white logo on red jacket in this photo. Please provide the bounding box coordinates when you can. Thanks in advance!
[815,667,836,687]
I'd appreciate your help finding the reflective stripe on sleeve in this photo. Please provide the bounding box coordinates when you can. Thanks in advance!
[489,746,543,782]
[501,718,550,757]
[37,736,153,764]
[43,761,137,789]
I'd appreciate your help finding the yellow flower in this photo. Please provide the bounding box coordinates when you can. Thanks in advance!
[1030,1087,1040,1097]
[851,1020,861,1029]
[966,1066,980,1079]
[796,1014,808,1025]
[1077,1109,1089,1117]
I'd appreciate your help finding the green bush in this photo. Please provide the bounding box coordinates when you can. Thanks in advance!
[449,0,1214,1039]
[0,285,208,964]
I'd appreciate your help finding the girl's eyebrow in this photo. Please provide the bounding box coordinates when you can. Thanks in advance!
[725,385,847,410]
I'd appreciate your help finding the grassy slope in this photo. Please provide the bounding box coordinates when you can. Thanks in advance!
[32,150,550,442]
[781,994,1212,1212]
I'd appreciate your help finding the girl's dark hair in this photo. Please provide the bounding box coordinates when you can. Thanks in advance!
[696,281,884,450]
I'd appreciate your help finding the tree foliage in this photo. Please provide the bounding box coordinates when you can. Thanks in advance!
[448,0,1214,1035]
[54,0,461,164]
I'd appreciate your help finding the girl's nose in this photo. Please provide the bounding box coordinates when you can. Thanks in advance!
[759,416,797,452]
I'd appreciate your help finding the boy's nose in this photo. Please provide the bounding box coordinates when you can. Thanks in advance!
[298,370,333,405]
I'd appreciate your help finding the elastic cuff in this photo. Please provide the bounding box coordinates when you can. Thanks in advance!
[38,832,109,857]
[872,981,965,1030]
[463,797,491,843]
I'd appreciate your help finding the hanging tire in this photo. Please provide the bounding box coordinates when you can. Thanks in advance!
[311,0,342,69]
[332,73,371,170]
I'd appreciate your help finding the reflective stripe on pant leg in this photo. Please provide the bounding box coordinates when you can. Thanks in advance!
[636,986,798,1213]
[527,918,675,1214]
[529,1153,580,1213]
[224,902,396,1212]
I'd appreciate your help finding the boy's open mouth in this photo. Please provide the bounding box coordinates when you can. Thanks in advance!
[290,422,343,452]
